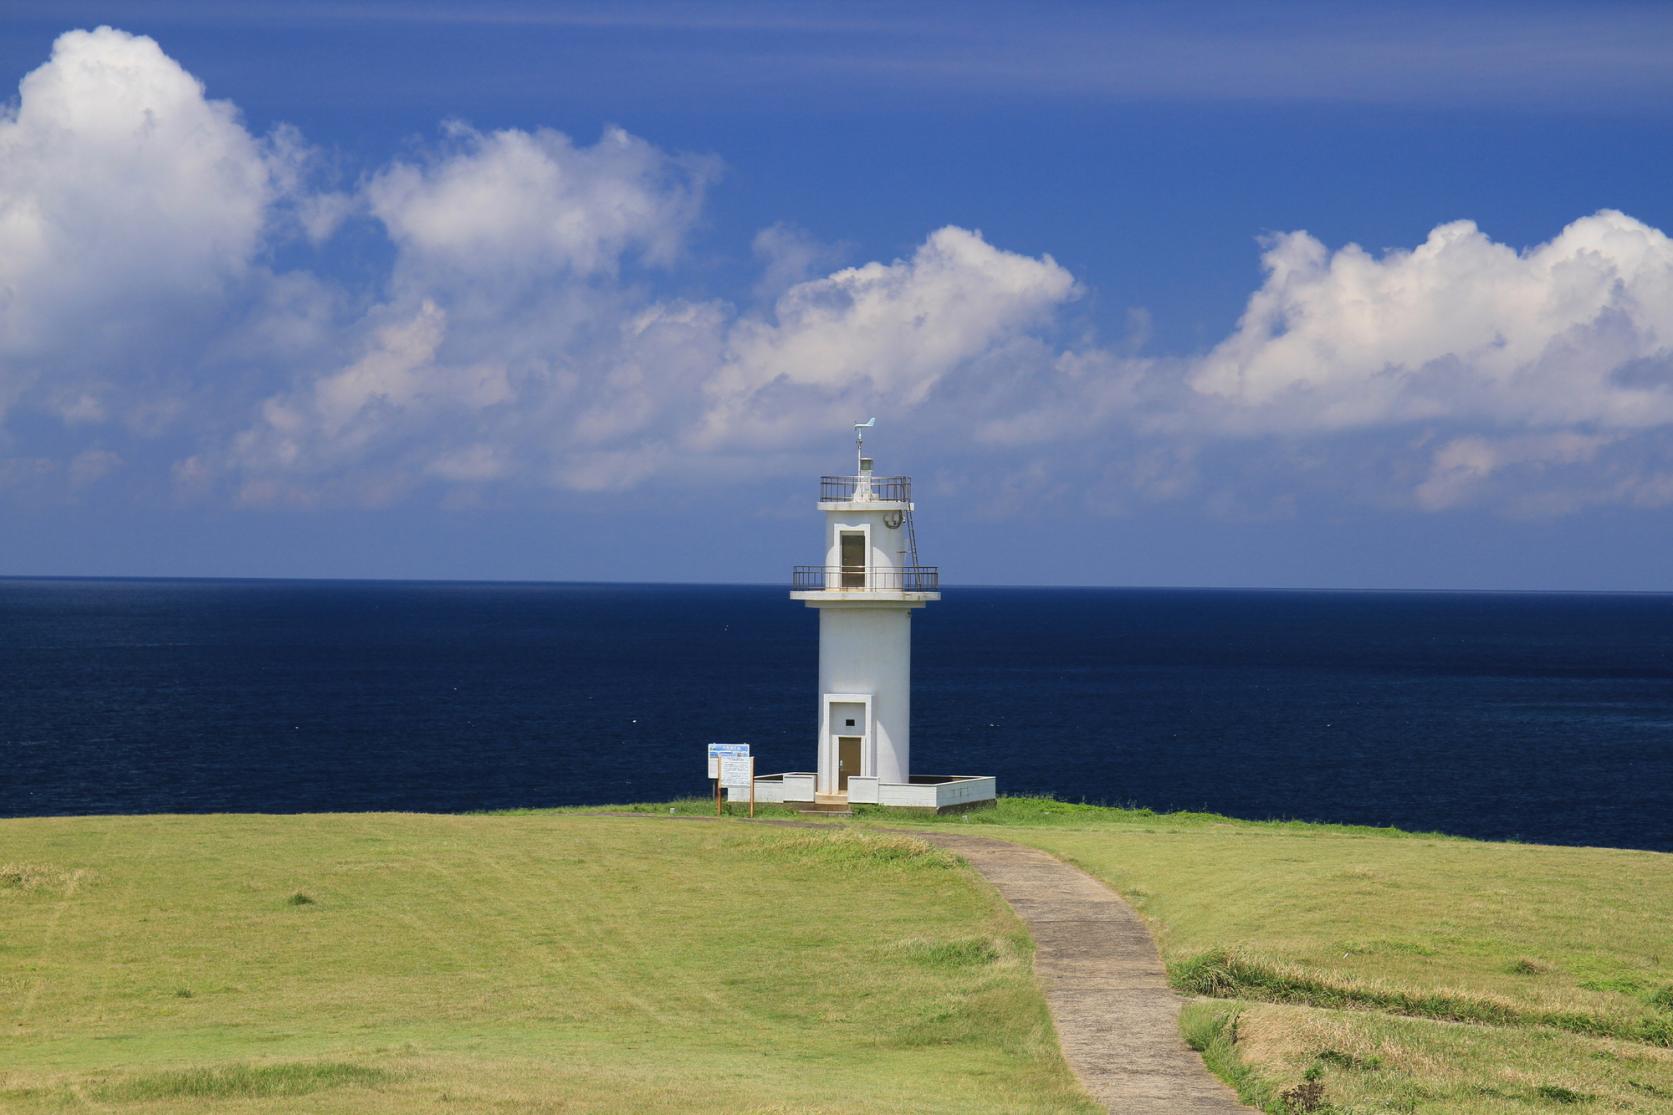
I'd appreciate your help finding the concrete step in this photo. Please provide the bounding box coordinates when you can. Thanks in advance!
[791,792,854,817]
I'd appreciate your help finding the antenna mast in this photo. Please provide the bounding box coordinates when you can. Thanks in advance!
[854,417,875,475]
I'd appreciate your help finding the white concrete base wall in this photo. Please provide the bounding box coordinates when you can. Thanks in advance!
[734,773,816,803]
[933,775,998,808]
[748,780,786,803]
[847,776,880,804]
[738,773,993,809]
[877,782,936,808]
[877,776,998,809]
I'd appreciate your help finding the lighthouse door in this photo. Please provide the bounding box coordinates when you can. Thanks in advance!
[825,697,869,795]
[837,736,863,791]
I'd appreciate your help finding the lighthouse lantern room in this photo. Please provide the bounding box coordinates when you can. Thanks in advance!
[744,421,998,814]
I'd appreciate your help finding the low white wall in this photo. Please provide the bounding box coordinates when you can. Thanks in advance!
[729,773,992,808]
[847,776,880,804]
[931,776,997,807]
[746,779,786,803]
[729,773,814,803]
[878,781,937,808]
[877,776,997,809]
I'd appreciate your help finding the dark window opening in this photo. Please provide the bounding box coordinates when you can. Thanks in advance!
[840,531,865,588]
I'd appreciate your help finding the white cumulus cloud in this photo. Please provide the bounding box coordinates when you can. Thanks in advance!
[0,28,291,364]
[367,122,717,290]
[219,221,1083,501]
[219,114,731,502]
[228,300,517,504]
[1190,210,1673,433]
[1168,211,1673,513]
[702,226,1077,447]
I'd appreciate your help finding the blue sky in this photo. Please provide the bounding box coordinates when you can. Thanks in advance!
[3,1,1673,589]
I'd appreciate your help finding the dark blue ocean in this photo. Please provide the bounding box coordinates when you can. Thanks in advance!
[2,578,1670,851]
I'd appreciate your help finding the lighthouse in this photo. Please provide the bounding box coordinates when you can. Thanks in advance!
[747,422,997,813]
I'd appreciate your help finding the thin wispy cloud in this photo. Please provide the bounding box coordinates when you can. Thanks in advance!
[9,3,1673,109]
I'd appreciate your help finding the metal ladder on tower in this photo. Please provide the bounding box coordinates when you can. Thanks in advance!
[904,506,921,577]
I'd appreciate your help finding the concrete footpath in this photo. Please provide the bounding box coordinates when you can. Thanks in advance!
[911,831,1250,1113]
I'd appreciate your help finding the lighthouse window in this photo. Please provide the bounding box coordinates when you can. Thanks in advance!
[839,531,866,588]
[845,718,856,727]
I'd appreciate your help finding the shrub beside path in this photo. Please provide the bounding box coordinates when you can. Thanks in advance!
[910,831,1251,1113]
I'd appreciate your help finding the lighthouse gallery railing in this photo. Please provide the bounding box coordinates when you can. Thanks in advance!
[792,565,940,592]
[819,475,912,502]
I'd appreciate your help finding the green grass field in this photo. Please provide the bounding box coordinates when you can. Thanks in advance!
[828,798,1673,1113]
[610,798,1673,1112]
[9,801,1672,1113]
[1,812,1094,1113]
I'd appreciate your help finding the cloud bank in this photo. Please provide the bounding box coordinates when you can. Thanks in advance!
[4,27,1673,518]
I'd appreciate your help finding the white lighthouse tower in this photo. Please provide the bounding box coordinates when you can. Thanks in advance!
[748,422,997,813]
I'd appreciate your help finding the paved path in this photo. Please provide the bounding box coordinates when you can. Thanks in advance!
[911,831,1250,1113]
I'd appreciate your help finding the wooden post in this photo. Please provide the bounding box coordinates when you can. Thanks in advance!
[714,777,721,816]
[748,758,756,818]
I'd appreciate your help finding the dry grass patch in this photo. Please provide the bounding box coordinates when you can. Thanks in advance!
[1171,947,1673,1045]
[1224,1000,1673,1113]
[0,863,90,894]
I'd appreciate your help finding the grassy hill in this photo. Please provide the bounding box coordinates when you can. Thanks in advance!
[615,797,1673,1113]
[1,812,1093,1113]
[963,800,1673,1113]
[8,801,1672,1113]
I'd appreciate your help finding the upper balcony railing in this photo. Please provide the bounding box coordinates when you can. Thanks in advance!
[820,474,912,503]
[792,565,940,593]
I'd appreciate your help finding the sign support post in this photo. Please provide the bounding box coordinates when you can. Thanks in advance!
[707,743,751,818]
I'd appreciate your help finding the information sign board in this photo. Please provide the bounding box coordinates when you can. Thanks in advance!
[707,742,750,780]
[719,756,755,790]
